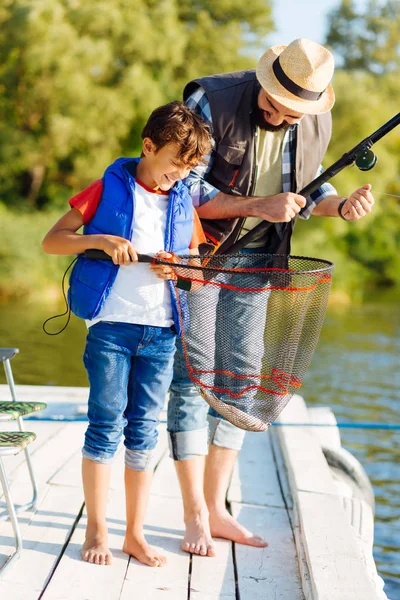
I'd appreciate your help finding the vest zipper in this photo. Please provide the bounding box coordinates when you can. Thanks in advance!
[250,126,258,195]
[93,168,135,318]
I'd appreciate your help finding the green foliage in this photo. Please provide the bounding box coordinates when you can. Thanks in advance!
[326,0,400,73]
[1,0,400,302]
[292,70,400,300]
[0,205,72,298]
[291,2,400,301]
[0,0,273,210]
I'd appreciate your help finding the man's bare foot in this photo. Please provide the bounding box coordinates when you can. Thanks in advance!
[82,535,113,565]
[123,534,167,567]
[181,508,216,557]
[209,509,268,547]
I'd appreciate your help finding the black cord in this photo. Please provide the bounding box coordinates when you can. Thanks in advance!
[42,257,78,335]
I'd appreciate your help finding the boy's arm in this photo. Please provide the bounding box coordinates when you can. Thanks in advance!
[41,207,138,265]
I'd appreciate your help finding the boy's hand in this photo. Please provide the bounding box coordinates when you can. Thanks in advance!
[150,251,177,280]
[102,236,138,265]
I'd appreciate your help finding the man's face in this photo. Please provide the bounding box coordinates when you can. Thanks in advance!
[142,140,194,191]
[255,89,305,131]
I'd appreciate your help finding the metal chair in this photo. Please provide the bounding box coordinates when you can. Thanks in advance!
[0,348,46,514]
[0,431,37,575]
[0,348,46,575]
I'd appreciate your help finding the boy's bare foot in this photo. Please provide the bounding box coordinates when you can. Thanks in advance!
[82,535,113,565]
[181,508,216,557]
[123,534,167,567]
[209,509,268,547]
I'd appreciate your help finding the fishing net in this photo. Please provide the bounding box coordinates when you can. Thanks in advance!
[171,253,334,432]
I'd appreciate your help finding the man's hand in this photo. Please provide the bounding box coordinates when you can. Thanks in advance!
[252,192,307,222]
[102,236,138,265]
[340,184,374,221]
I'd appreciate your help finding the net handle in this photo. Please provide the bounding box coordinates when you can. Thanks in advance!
[84,249,333,275]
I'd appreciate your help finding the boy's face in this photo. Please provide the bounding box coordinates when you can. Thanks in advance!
[141,139,194,191]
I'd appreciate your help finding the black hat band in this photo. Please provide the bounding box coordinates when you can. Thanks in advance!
[272,56,326,101]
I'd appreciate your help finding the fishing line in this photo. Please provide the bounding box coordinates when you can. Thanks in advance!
[23,413,400,429]
[42,257,78,336]
[373,191,400,200]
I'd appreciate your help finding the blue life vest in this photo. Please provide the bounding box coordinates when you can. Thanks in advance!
[68,157,193,335]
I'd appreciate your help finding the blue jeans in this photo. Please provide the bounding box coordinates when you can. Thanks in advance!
[82,321,176,470]
[168,249,269,460]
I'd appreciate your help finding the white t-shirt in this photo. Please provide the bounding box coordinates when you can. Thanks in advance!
[86,181,173,328]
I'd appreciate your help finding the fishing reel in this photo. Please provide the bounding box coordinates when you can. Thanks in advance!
[355,148,378,171]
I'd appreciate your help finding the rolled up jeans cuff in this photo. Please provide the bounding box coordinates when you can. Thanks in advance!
[208,414,246,451]
[125,447,157,472]
[82,447,115,465]
[168,426,209,461]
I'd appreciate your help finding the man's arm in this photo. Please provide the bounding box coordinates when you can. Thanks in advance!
[313,184,374,221]
[185,88,306,222]
[196,190,307,223]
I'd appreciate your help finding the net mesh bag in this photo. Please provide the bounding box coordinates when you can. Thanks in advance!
[171,253,334,432]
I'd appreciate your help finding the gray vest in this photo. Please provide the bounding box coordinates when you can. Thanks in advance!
[184,70,332,254]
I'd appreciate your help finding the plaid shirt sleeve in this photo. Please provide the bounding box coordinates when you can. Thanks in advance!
[183,87,220,208]
[300,165,338,219]
[285,126,337,220]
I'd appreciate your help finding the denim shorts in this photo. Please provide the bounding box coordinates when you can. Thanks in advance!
[82,321,176,470]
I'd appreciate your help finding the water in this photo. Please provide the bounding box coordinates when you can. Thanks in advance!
[0,300,399,597]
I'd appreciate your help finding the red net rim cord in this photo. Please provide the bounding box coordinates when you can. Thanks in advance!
[175,288,302,400]
[174,274,332,293]
[187,376,302,399]
[155,253,334,277]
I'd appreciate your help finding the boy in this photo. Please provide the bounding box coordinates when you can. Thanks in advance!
[42,101,211,567]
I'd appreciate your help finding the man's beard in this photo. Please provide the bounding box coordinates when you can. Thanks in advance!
[252,104,288,132]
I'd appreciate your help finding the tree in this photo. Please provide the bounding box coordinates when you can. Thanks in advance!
[0,0,273,210]
[326,0,400,73]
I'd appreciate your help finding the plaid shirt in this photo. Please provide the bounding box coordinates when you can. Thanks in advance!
[184,86,337,219]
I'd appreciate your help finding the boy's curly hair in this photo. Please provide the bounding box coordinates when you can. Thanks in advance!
[141,101,212,167]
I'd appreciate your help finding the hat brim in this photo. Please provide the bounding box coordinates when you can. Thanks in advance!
[256,45,335,115]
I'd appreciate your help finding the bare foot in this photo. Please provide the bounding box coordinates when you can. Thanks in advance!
[123,534,167,567]
[181,508,216,557]
[82,535,113,565]
[209,509,268,547]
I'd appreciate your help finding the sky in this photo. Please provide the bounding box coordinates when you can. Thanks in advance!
[266,0,367,49]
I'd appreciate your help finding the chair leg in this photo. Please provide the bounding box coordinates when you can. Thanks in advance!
[0,457,22,576]
[3,359,38,512]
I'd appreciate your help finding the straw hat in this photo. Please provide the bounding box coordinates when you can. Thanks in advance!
[256,38,335,114]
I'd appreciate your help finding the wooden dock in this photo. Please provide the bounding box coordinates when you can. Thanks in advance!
[0,386,387,599]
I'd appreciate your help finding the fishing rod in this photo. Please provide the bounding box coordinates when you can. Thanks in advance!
[219,111,400,255]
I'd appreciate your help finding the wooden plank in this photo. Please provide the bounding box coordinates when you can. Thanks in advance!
[277,395,338,496]
[190,539,235,599]
[0,421,66,482]
[48,425,169,491]
[0,384,89,404]
[0,484,84,597]
[6,422,87,488]
[228,430,286,508]
[296,491,379,600]
[41,490,129,600]
[0,422,84,509]
[151,452,182,499]
[42,445,189,599]
[307,407,341,450]
[232,502,304,600]
[120,495,189,600]
[269,429,294,510]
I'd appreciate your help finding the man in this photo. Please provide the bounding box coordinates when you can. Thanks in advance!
[167,38,374,557]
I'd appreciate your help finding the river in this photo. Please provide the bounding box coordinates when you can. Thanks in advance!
[0,300,399,598]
